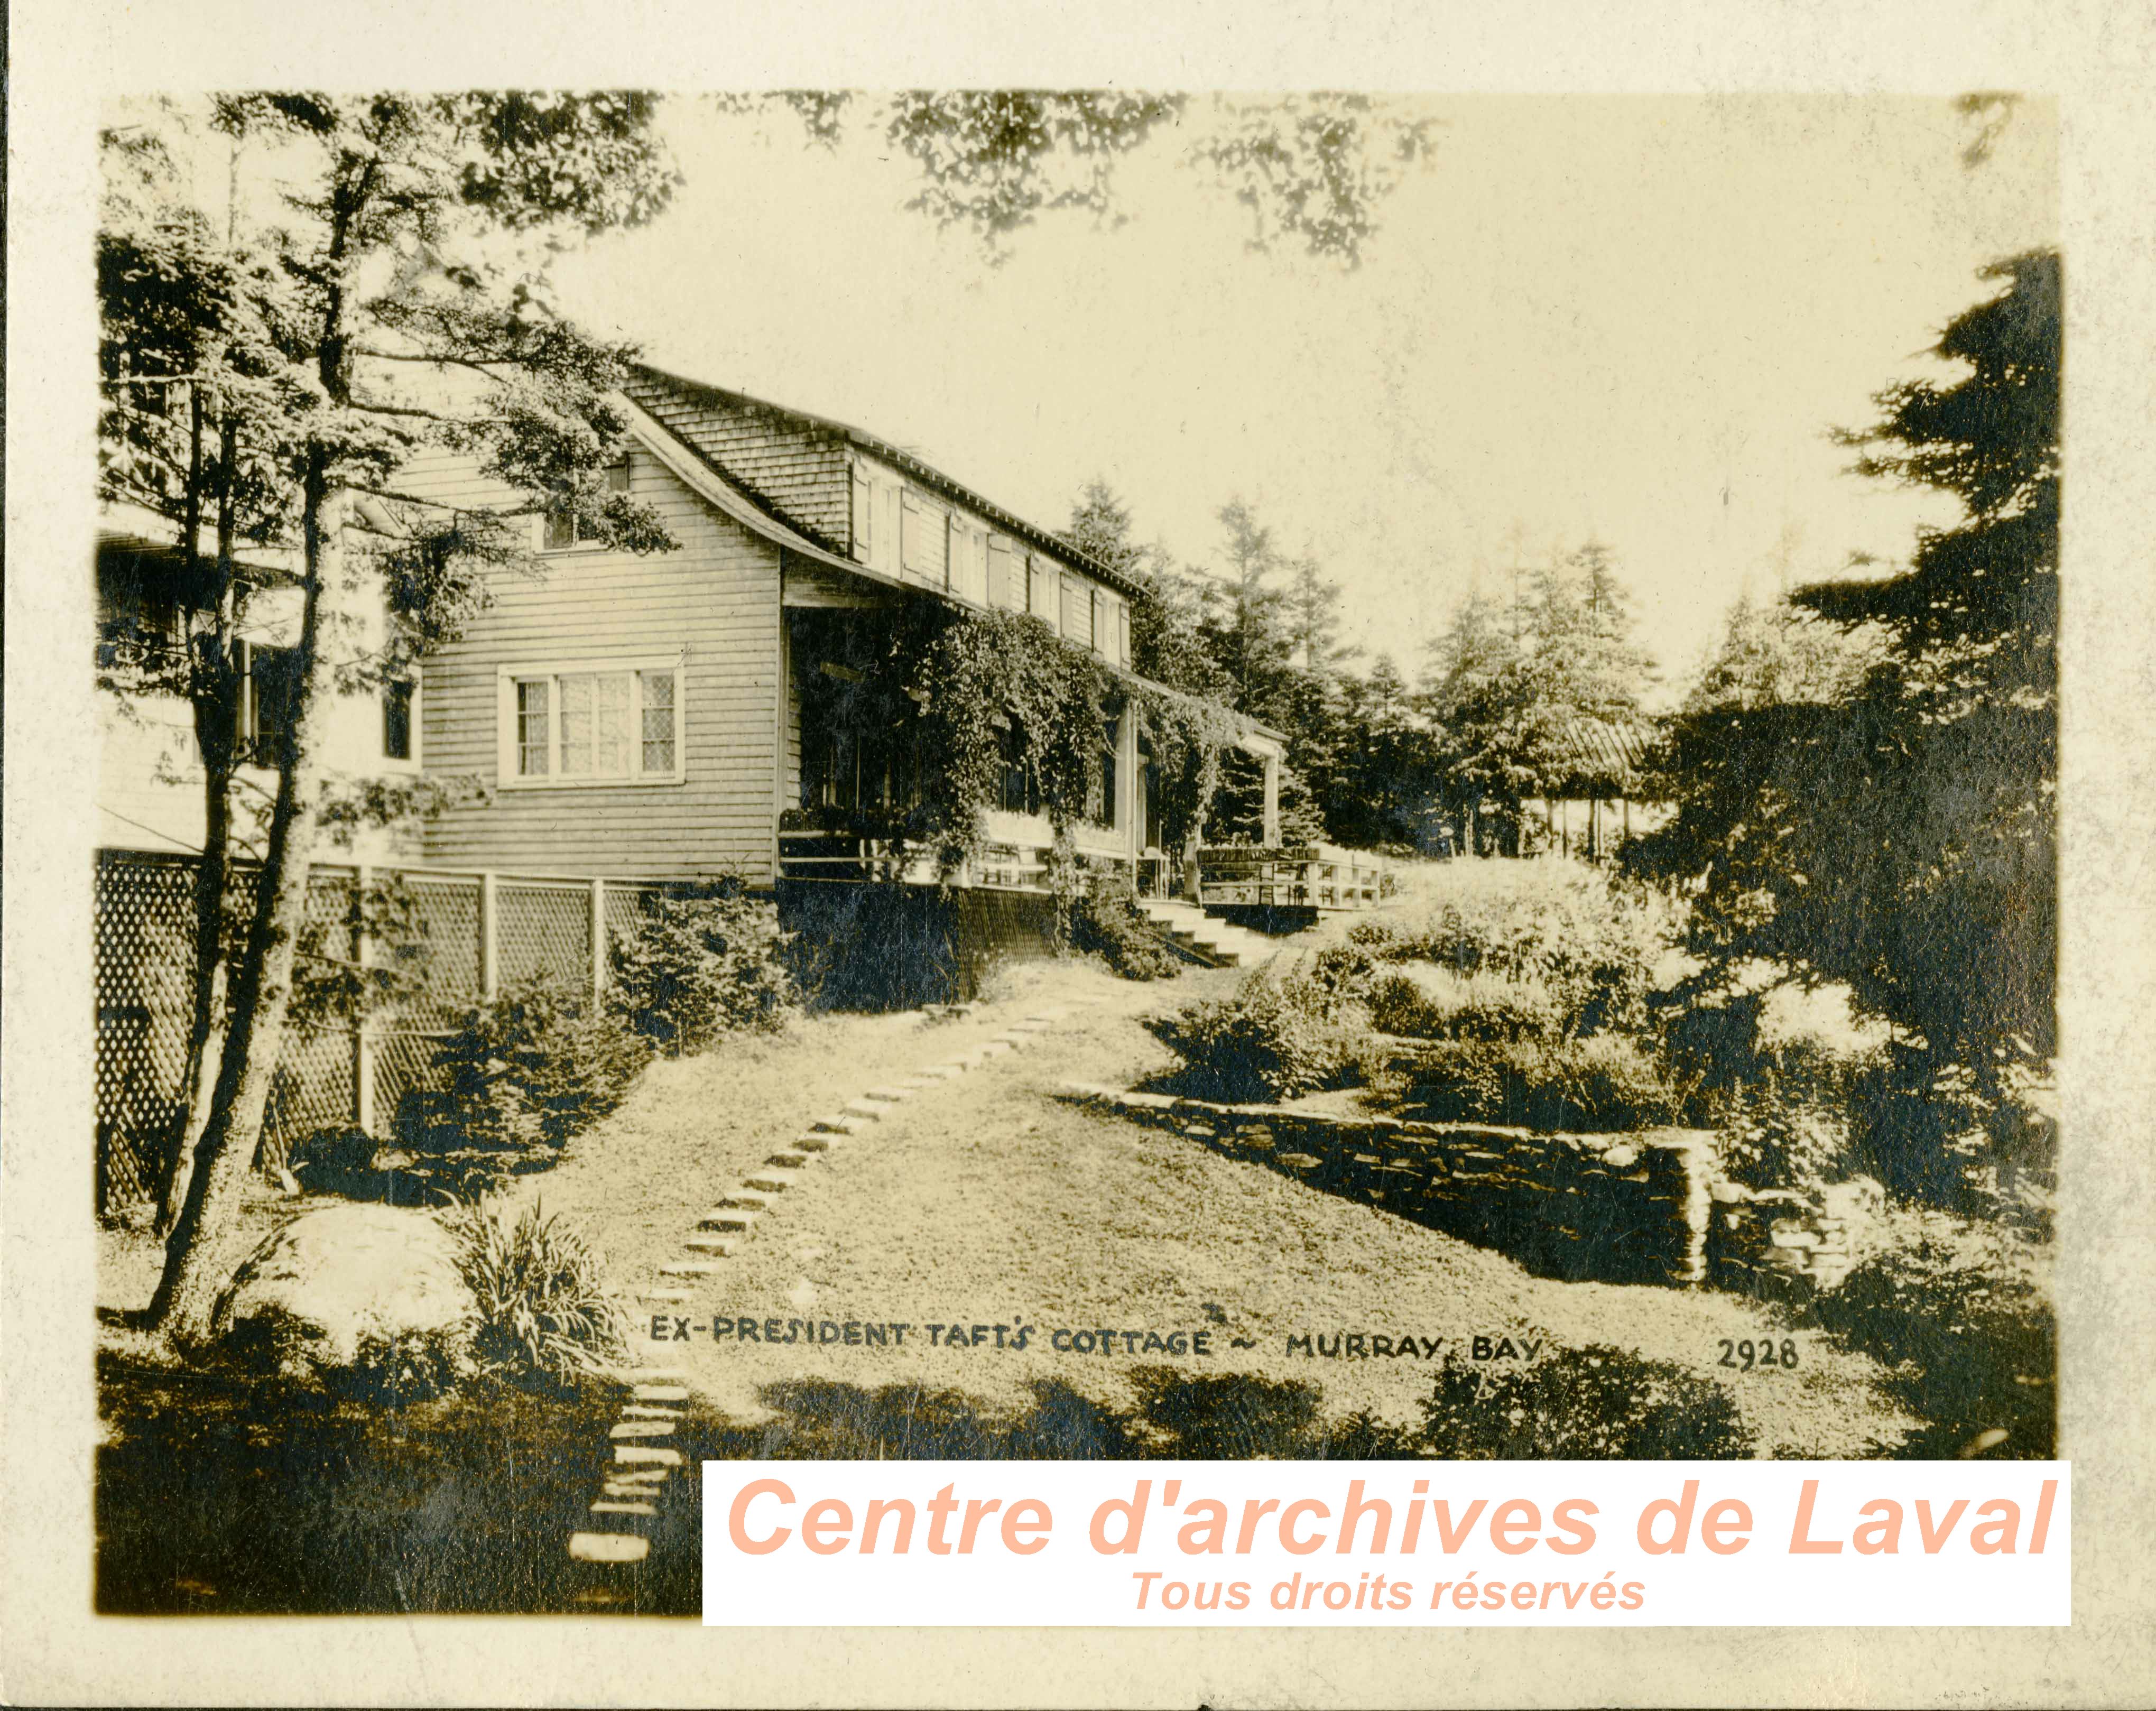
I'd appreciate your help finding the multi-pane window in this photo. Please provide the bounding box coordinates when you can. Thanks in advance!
[239,641,301,765]
[640,669,676,774]
[502,662,682,785]
[515,679,551,777]
[541,457,631,551]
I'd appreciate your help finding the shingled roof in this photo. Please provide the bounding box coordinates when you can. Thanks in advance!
[1543,715,1661,794]
[628,363,1146,602]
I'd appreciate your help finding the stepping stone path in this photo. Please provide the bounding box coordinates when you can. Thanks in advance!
[562,993,1103,1576]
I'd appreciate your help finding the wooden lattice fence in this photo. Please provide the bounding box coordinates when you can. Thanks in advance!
[93,848,671,1220]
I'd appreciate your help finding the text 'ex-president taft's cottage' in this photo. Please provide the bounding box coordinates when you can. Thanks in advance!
[397,364,1282,996]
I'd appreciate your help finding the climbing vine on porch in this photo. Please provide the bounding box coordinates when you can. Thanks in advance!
[788,596,1245,888]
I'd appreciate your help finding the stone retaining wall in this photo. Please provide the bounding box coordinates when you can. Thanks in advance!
[1064,1085,1714,1288]
[1705,1177,1884,1298]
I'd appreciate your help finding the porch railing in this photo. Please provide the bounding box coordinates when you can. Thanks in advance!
[1196,843,1388,912]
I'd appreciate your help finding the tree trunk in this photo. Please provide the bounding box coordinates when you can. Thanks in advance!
[150,475,346,1343]
[159,413,243,1234]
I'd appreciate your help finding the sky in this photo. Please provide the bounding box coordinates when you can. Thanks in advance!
[547,95,2057,704]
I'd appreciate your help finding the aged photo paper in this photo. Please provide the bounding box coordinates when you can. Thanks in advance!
[5,0,2154,1703]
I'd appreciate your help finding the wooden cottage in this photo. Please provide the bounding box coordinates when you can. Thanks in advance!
[396,366,1281,992]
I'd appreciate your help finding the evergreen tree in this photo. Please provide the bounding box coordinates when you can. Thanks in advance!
[1631,251,2060,1102]
[1062,478,1225,700]
[1201,498,1296,721]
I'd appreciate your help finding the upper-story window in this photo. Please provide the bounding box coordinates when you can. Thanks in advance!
[238,640,301,766]
[1059,576,1091,647]
[1028,556,1057,628]
[987,535,1019,609]
[382,676,419,766]
[900,491,948,585]
[498,658,683,787]
[850,468,874,562]
[540,458,630,552]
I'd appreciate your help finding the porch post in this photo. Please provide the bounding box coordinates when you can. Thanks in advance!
[1261,750,1282,847]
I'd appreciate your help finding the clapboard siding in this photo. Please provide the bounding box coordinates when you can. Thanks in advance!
[623,374,853,549]
[400,445,783,883]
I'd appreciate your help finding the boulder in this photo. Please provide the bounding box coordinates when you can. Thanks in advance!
[210,1203,478,1392]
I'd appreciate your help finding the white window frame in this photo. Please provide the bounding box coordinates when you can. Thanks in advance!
[535,457,632,556]
[496,656,686,789]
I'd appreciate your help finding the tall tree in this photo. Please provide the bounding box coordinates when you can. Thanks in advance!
[1631,251,2059,1094]
[1421,546,1658,850]
[106,94,681,1340]
[1202,498,1295,719]
[1062,478,1225,701]
[1683,590,1877,715]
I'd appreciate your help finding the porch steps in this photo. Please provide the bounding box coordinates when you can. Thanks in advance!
[1135,899,1282,970]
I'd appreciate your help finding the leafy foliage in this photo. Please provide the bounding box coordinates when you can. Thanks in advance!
[1066,874,1182,981]
[1419,544,1659,842]
[1630,253,2059,1098]
[733,91,1437,269]
[1395,1034,1682,1133]
[445,1198,633,1388]
[1802,1204,2054,1457]
[402,977,650,1179]
[608,884,801,1056]
[1391,867,1673,1039]
[1149,963,1370,1102]
[1420,1345,1755,1459]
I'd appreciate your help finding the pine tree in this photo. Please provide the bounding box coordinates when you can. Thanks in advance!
[1632,252,2060,1096]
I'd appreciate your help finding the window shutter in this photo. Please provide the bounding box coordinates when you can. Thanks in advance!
[987,535,1013,608]
[1061,574,1088,640]
[1030,556,1056,627]
[1116,598,1131,667]
[850,469,873,562]
[901,491,922,578]
[1091,587,1107,654]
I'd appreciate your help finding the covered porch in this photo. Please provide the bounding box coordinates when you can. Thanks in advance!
[773,565,1282,896]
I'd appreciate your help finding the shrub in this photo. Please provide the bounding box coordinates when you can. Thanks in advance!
[1803,1206,2055,1457]
[1344,918,1411,955]
[1067,877,1182,981]
[1367,966,1567,1043]
[445,1199,632,1388]
[609,883,800,1056]
[1150,966,1365,1102]
[1400,1033,1681,1132]
[1126,1371,1419,1459]
[285,1125,447,1205]
[402,977,650,1177]
[1399,868,1673,1038]
[1420,1344,1754,1458]
[1700,1038,1871,1191]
